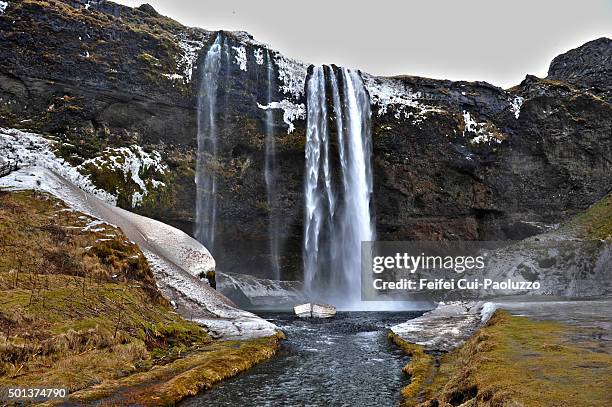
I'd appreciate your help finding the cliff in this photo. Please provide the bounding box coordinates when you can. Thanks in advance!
[1,0,610,279]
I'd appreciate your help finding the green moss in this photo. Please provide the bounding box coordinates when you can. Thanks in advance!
[570,193,612,239]
[400,310,612,407]
[388,332,434,402]
[0,191,210,393]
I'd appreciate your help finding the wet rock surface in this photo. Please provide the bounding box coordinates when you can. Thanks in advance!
[391,302,485,351]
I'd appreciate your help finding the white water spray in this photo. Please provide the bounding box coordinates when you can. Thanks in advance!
[303,66,375,308]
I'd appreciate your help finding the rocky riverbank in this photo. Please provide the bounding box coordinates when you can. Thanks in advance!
[390,298,612,406]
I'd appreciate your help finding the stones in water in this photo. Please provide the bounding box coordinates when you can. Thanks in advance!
[303,65,375,308]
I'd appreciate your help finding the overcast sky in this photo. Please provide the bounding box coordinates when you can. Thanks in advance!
[114,0,611,88]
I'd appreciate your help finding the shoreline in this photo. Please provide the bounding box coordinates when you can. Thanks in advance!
[43,333,285,406]
[389,299,612,406]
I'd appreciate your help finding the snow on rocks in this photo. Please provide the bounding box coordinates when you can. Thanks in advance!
[362,73,443,125]
[254,48,264,65]
[232,45,247,71]
[273,52,308,99]
[462,111,504,145]
[509,95,524,119]
[173,31,207,83]
[257,100,306,133]
[0,127,117,204]
[0,1,8,14]
[78,145,168,207]
[391,301,486,351]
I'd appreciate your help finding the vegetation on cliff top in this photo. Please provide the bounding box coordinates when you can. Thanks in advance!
[0,190,280,405]
[570,192,612,240]
[394,310,612,407]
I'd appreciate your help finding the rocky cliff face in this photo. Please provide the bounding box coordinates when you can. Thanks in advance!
[1,0,610,280]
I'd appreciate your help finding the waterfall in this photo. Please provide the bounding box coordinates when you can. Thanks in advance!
[264,50,281,280]
[303,66,375,308]
[195,35,223,250]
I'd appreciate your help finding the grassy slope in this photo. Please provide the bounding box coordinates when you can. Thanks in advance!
[569,192,612,240]
[0,190,281,405]
[393,311,612,407]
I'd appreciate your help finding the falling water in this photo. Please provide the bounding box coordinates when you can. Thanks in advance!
[264,50,281,280]
[195,35,223,250]
[303,66,374,308]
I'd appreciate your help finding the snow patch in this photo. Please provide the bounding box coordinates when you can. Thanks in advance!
[510,96,524,119]
[462,111,503,145]
[174,32,206,82]
[79,145,168,208]
[273,52,308,99]
[82,219,111,232]
[232,45,247,71]
[162,73,184,81]
[362,73,443,125]
[0,128,117,204]
[0,1,8,14]
[254,48,264,65]
[257,100,306,133]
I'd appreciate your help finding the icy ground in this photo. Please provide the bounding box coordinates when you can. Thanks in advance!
[0,129,278,339]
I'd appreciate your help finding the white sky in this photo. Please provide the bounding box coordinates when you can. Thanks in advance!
[114,0,612,88]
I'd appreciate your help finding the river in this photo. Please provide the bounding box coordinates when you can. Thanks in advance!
[181,311,423,407]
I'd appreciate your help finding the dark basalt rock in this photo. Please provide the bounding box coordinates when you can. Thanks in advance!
[547,37,612,102]
[0,1,610,281]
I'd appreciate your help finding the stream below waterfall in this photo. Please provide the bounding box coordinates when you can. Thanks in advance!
[181,311,423,407]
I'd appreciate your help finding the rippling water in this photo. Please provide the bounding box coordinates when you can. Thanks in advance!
[181,311,423,407]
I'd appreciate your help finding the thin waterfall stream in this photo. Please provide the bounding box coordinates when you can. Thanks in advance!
[264,50,281,280]
[195,35,223,251]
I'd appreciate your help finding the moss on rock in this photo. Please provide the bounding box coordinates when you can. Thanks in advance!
[393,310,612,407]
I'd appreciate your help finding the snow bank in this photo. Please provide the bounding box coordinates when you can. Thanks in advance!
[0,127,117,204]
[0,166,278,340]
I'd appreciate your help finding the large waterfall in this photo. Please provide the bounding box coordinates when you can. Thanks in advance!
[195,35,223,250]
[303,65,375,308]
[264,50,281,280]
